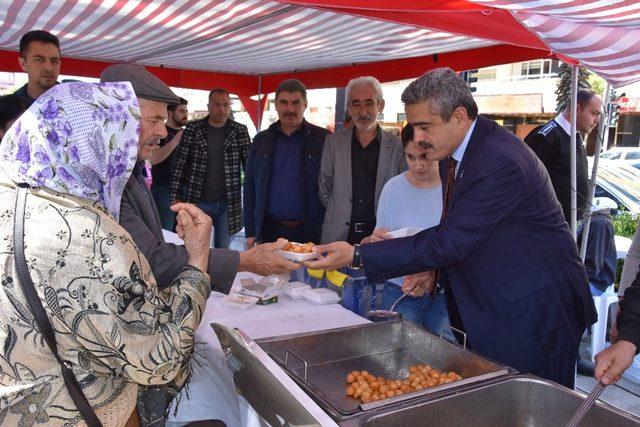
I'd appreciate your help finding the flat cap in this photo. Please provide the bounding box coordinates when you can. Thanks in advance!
[100,63,180,105]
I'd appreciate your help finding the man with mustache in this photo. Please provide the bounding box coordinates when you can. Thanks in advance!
[14,30,61,107]
[306,68,596,389]
[150,97,188,231]
[244,79,329,245]
[319,76,406,244]
[101,64,298,295]
[170,89,251,249]
[525,89,602,224]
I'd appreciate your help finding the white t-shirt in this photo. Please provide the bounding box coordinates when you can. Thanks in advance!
[376,172,443,286]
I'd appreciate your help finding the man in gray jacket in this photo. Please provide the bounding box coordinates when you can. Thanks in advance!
[101,64,297,296]
[319,76,406,244]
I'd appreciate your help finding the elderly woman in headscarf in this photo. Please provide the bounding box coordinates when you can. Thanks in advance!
[0,81,212,426]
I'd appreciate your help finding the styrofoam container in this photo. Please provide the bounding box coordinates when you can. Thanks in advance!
[278,249,320,262]
[282,281,312,300]
[303,287,341,305]
[387,227,423,238]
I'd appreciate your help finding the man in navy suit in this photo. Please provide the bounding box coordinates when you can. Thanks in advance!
[306,68,597,388]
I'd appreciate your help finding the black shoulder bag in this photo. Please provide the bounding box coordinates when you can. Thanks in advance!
[13,184,103,427]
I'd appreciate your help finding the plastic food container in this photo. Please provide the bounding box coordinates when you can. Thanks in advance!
[282,281,312,300]
[222,293,259,309]
[303,287,341,305]
[278,242,321,262]
[387,227,423,238]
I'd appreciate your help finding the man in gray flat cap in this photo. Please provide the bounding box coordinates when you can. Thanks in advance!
[101,63,298,424]
[101,65,297,281]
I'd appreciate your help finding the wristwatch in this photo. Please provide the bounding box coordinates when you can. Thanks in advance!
[351,244,363,269]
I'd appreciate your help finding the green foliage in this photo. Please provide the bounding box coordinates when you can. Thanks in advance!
[613,212,637,285]
[587,74,606,96]
[613,212,638,238]
[555,63,592,113]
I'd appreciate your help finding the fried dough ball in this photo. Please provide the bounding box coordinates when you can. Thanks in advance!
[283,241,315,253]
[346,385,355,396]
[345,365,464,402]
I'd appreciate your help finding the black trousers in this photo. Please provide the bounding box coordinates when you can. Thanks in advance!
[531,347,579,389]
[261,219,308,243]
[346,221,375,245]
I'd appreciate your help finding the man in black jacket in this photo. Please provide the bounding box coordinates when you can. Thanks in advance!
[243,79,330,246]
[14,30,61,107]
[524,90,602,224]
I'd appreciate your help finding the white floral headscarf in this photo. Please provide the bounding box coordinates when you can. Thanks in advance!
[0,81,140,220]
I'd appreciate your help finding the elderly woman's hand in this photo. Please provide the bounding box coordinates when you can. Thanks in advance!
[171,203,212,273]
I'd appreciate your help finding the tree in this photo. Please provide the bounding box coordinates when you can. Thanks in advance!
[587,74,606,96]
[555,62,591,113]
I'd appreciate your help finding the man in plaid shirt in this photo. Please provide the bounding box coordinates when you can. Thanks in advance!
[170,89,251,248]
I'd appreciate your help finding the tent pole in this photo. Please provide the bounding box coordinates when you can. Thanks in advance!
[579,82,611,261]
[257,75,263,132]
[570,64,579,240]
[256,74,262,132]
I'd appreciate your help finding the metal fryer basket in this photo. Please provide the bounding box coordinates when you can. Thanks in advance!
[256,320,512,419]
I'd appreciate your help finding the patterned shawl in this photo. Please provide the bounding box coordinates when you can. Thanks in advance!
[0,81,140,220]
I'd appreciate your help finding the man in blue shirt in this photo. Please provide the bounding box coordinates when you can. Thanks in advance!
[244,79,330,246]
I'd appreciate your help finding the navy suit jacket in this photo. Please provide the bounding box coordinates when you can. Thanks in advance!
[361,116,597,372]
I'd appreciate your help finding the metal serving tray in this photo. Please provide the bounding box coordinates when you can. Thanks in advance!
[212,323,339,426]
[357,375,640,427]
[255,320,513,419]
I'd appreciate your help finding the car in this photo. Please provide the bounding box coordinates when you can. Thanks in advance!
[600,147,640,161]
[593,159,640,215]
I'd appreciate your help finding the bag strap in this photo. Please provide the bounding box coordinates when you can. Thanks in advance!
[13,184,103,427]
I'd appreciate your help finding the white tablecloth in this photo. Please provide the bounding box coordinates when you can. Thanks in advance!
[166,272,368,426]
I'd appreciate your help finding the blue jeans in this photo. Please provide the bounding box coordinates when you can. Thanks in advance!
[151,185,176,231]
[382,282,453,340]
[198,201,230,249]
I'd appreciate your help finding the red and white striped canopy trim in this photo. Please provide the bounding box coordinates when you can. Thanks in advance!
[473,0,640,87]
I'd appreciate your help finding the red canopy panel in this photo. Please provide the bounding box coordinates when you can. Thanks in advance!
[280,0,548,50]
[0,49,263,96]
[263,44,548,91]
[284,0,640,87]
[0,43,546,95]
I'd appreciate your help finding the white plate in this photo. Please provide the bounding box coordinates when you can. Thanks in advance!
[387,227,423,238]
[278,250,320,262]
